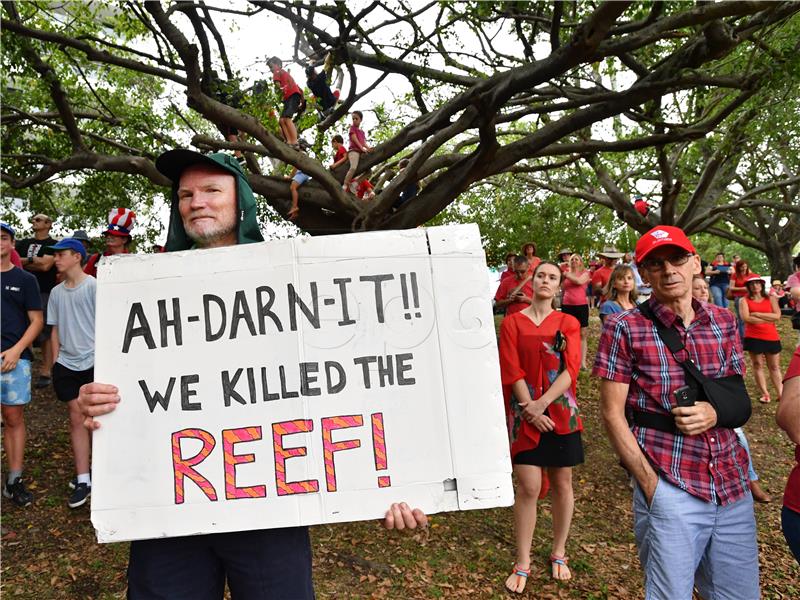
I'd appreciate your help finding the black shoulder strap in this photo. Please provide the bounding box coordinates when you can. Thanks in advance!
[638,300,708,387]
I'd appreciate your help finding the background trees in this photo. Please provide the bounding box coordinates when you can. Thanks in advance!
[2,1,799,267]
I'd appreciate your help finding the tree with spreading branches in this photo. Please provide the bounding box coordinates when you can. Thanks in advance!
[2,1,799,242]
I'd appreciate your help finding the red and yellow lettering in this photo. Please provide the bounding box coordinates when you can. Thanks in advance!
[272,419,319,496]
[172,428,218,504]
[222,427,267,500]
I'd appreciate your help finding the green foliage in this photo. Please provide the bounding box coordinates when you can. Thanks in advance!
[428,175,619,267]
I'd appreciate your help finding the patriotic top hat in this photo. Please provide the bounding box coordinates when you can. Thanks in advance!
[104,207,136,237]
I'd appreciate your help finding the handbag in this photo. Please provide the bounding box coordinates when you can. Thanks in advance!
[637,302,751,429]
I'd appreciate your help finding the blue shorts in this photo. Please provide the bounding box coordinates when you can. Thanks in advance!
[1,359,32,406]
[292,172,310,185]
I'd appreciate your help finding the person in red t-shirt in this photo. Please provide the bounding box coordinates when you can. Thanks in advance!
[500,253,517,283]
[354,177,375,201]
[739,274,782,403]
[267,57,303,148]
[590,247,623,303]
[521,242,540,275]
[10,247,22,268]
[633,194,649,217]
[779,347,800,563]
[329,135,348,170]
[494,256,533,316]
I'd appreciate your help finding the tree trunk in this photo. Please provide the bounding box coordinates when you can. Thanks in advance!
[764,240,794,280]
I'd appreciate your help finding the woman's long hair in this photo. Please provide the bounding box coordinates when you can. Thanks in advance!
[745,278,768,300]
[602,264,636,304]
[735,260,751,276]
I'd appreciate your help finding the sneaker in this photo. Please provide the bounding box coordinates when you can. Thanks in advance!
[68,482,91,508]
[35,375,52,389]
[3,477,33,507]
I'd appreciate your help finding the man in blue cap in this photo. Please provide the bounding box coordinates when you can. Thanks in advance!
[1,222,44,507]
[76,149,426,599]
[46,238,96,508]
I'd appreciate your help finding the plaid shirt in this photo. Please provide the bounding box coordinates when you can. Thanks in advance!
[593,297,749,505]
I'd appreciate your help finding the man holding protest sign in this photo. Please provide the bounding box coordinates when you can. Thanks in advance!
[77,149,426,599]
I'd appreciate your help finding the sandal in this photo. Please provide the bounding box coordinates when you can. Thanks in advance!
[287,206,299,221]
[504,564,530,594]
[759,394,770,404]
[550,555,571,581]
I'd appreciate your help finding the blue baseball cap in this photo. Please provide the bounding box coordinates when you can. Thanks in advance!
[46,238,87,259]
[0,222,14,238]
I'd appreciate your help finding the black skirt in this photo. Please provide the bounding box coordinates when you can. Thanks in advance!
[743,337,782,355]
[513,430,584,467]
[560,304,589,327]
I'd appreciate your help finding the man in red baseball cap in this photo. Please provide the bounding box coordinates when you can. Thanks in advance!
[594,225,759,598]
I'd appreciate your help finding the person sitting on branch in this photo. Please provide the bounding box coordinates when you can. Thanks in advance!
[287,166,310,221]
[330,134,348,171]
[342,111,372,192]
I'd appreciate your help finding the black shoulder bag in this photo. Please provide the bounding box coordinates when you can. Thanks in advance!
[636,301,751,431]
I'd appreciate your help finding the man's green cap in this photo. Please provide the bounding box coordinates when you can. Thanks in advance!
[155,149,244,182]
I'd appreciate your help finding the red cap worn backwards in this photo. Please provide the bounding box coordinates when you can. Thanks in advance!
[635,226,696,265]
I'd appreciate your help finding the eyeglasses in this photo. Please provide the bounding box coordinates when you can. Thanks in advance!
[641,253,693,272]
[32,217,48,223]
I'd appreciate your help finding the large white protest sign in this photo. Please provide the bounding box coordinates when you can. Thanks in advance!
[91,224,512,542]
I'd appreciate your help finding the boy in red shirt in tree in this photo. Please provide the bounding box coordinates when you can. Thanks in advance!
[330,134,348,170]
[267,57,304,149]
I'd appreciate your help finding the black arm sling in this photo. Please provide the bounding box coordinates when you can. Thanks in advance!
[632,301,752,433]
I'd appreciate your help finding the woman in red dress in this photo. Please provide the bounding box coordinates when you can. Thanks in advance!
[740,273,783,403]
[499,262,583,593]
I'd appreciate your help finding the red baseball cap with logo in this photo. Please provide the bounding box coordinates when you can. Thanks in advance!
[635,226,696,265]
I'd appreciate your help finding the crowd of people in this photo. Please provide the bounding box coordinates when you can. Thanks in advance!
[4,198,800,598]
[494,231,800,596]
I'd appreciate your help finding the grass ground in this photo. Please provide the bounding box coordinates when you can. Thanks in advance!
[2,311,799,599]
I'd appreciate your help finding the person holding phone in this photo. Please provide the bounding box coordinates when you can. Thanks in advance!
[494,256,533,317]
[594,226,758,599]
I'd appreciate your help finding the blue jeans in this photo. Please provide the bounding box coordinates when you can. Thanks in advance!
[710,284,728,308]
[783,505,800,564]
[128,527,314,599]
[734,428,759,481]
[733,297,745,340]
[633,477,759,599]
